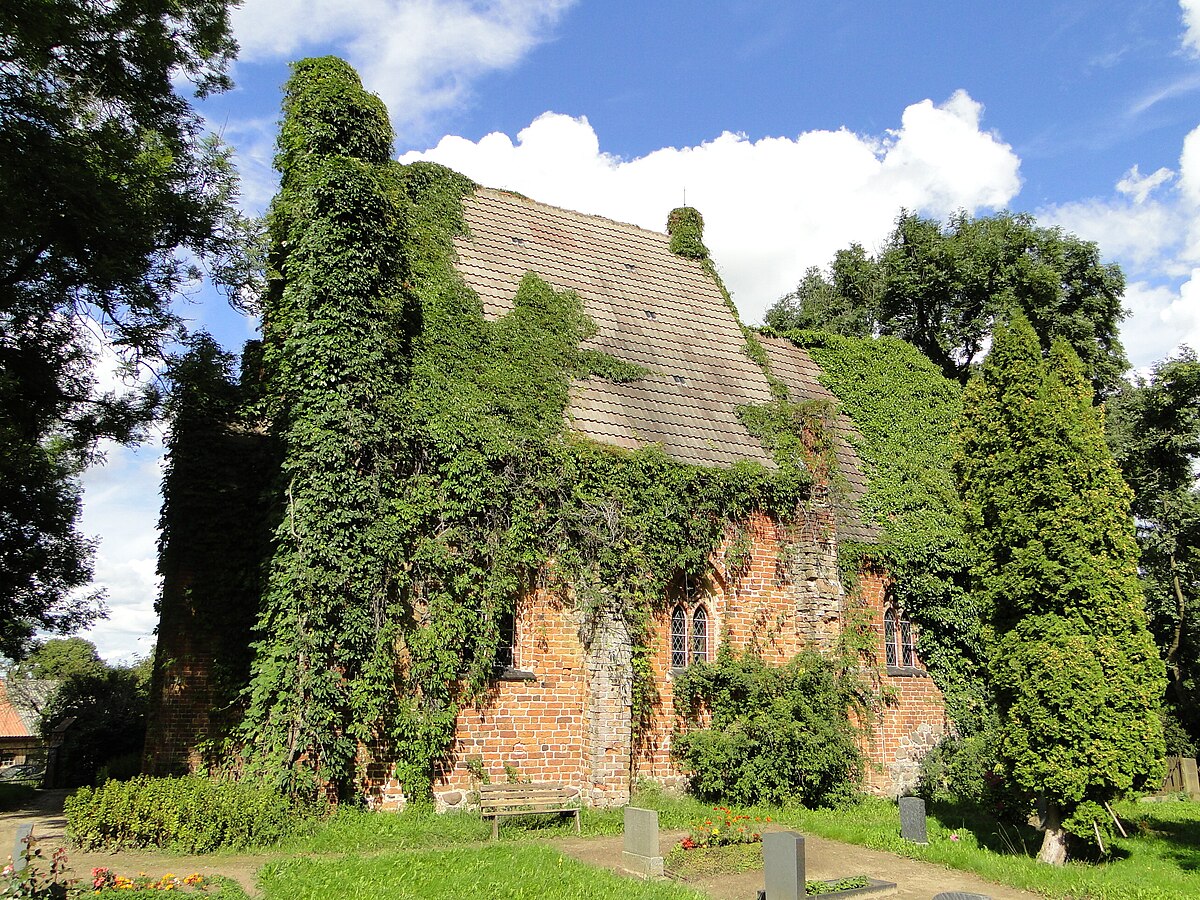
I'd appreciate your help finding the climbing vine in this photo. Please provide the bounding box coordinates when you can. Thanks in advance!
[768,328,989,732]
[154,333,271,735]
[179,56,834,802]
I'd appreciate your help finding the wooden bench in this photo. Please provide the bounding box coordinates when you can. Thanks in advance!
[478,782,581,839]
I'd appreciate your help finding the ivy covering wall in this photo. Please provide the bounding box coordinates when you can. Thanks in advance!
[770,329,988,732]
[155,57,832,801]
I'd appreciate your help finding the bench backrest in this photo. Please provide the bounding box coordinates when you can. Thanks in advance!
[478,783,578,810]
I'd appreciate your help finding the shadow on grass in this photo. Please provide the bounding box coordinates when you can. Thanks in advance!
[1127,803,1200,872]
[928,798,1041,859]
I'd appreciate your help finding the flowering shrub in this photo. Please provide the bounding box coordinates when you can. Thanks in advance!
[678,807,766,850]
[1,834,75,898]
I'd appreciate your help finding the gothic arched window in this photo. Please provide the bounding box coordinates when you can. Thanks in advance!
[671,603,711,669]
[670,605,688,669]
[690,605,709,663]
[884,604,917,669]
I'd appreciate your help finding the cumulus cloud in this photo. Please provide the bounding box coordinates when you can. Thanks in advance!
[1120,279,1200,371]
[1040,122,1200,369]
[402,91,1021,323]
[231,0,575,136]
[1045,194,1183,272]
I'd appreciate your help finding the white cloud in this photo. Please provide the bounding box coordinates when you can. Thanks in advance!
[1116,164,1174,203]
[231,0,575,137]
[1120,279,1200,370]
[74,441,165,663]
[1043,195,1183,272]
[1040,123,1200,369]
[402,92,1021,323]
[1183,0,1200,56]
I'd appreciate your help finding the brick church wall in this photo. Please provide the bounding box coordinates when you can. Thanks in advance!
[856,571,950,797]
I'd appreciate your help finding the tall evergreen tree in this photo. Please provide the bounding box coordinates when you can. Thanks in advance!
[955,315,1165,864]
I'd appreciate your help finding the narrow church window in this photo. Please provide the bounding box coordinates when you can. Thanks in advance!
[883,608,898,667]
[495,607,515,671]
[884,605,918,670]
[690,605,709,663]
[671,603,711,669]
[670,605,688,669]
[900,616,916,668]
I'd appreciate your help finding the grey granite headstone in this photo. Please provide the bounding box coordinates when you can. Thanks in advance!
[762,831,805,900]
[932,893,992,900]
[12,824,33,873]
[899,795,928,844]
[621,807,663,878]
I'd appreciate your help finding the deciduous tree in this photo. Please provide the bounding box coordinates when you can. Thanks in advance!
[1106,350,1200,745]
[0,0,244,656]
[765,212,1128,394]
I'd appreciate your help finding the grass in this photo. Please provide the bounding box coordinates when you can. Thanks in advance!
[279,803,631,854]
[617,784,1200,899]
[664,841,762,879]
[42,778,1200,898]
[759,795,1200,900]
[257,844,706,899]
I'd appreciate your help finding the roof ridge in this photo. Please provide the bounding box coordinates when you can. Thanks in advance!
[473,186,676,242]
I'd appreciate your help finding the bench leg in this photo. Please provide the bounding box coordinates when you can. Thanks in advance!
[574,809,581,834]
[492,815,499,840]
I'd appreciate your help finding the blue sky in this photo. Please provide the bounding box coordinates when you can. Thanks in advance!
[76,0,1200,660]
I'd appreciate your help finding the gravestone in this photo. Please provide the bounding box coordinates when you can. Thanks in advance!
[621,807,664,878]
[932,893,992,900]
[1181,758,1200,798]
[11,824,33,873]
[899,795,928,844]
[762,831,806,900]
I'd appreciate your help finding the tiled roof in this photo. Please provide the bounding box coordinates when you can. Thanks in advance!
[453,188,877,541]
[456,189,775,469]
[0,679,48,738]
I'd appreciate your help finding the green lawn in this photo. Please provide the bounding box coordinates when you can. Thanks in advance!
[257,845,705,900]
[745,795,1200,900]
[268,787,1200,899]
[49,779,1200,899]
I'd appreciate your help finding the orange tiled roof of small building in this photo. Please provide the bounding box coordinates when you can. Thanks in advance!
[0,679,34,737]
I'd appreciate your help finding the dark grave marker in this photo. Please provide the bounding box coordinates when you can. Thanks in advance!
[899,795,928,844]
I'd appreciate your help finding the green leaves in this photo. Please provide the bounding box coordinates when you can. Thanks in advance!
[232,58,833,803]
[765,211,1129,394]
[956,314,1166,856]
[785,330,985,732]
[672,648,863,807]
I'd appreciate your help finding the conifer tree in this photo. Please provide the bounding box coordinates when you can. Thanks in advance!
[955,314,1165,864]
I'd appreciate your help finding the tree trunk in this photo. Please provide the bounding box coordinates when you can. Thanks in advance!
[1037,799,1069,866]
[1166,552,1185,699]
